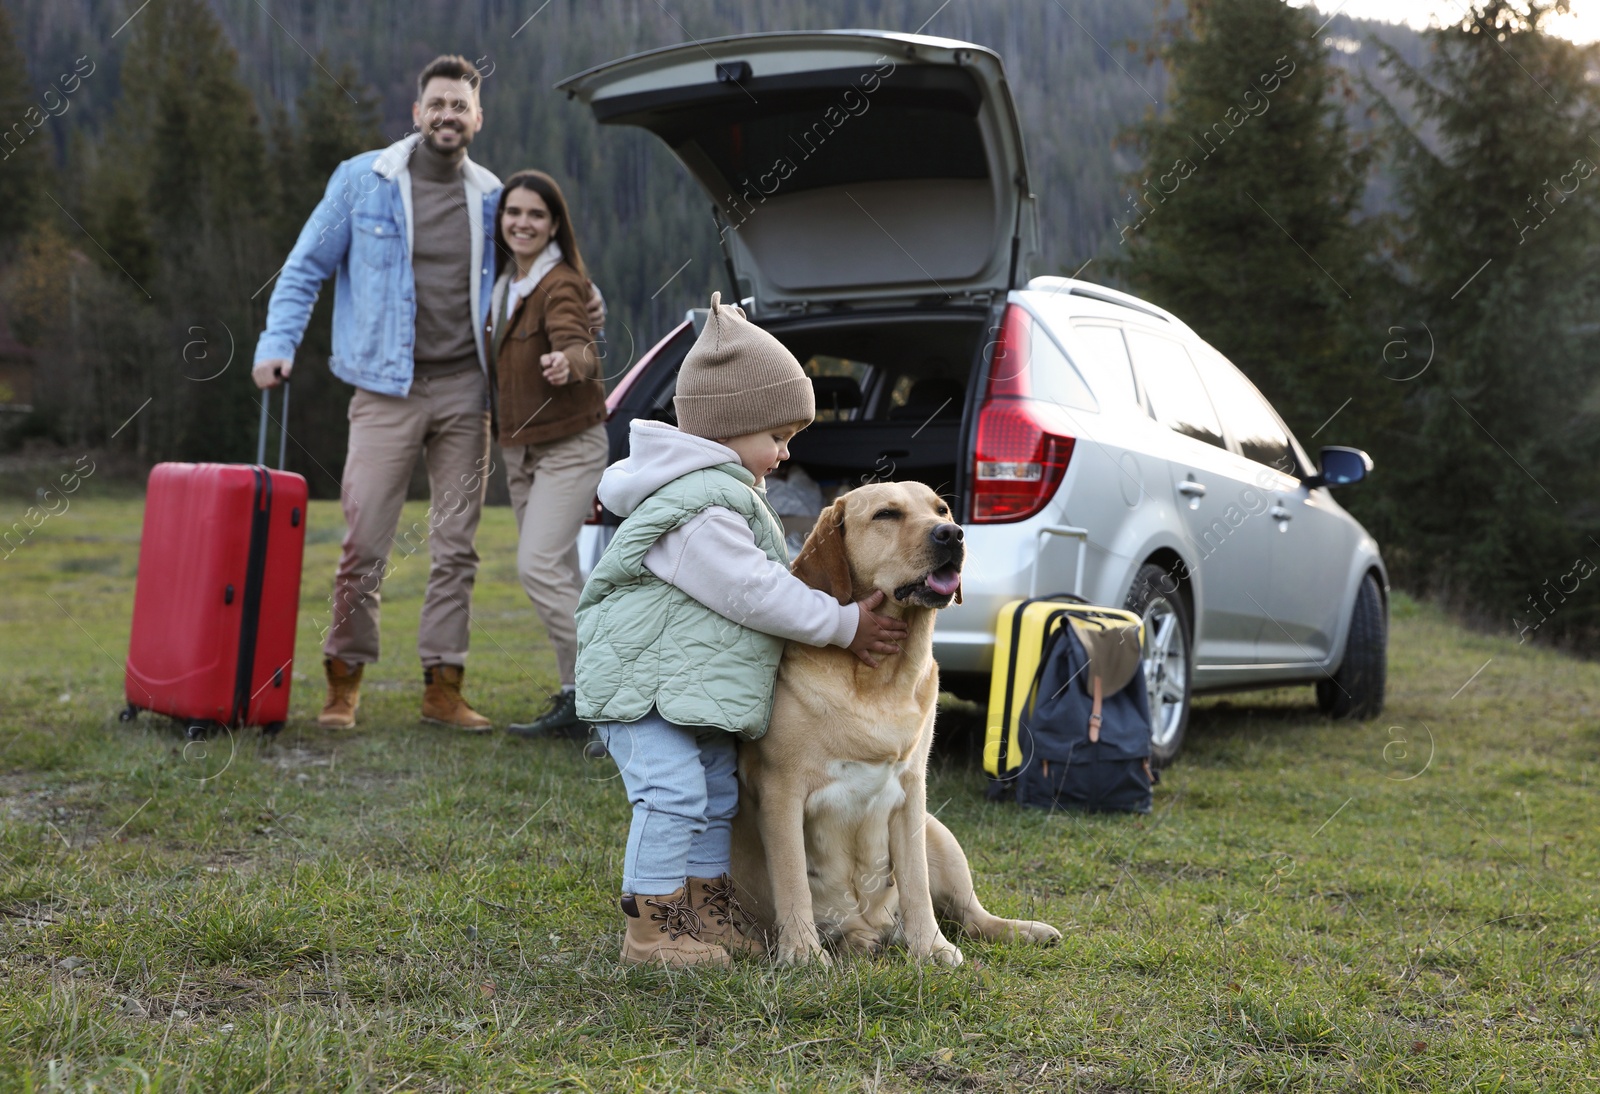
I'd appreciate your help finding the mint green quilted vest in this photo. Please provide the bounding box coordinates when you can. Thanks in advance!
[574,462,789,739]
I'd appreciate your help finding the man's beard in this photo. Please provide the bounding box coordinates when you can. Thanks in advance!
[422,121,472,155]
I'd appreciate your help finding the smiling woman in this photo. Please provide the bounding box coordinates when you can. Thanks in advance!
[486,170,610,740]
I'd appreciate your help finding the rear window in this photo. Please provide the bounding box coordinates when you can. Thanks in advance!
[1069,322,1139,409]
[1025,295,1137,410]
[1025,321,1097,413]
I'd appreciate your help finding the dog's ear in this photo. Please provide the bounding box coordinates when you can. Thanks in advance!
[791,498,853,604]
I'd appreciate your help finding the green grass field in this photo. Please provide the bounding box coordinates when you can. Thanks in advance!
[2,480,1597,1092]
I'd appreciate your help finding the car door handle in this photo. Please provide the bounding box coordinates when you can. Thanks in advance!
[1177,480,1207,497]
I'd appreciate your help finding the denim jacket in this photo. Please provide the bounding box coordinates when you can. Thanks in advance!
[253,134,502,397]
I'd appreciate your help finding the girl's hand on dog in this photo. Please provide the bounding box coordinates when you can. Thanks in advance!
[850,590,908,667]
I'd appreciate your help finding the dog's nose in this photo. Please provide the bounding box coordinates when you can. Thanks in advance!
[930,523,963,546]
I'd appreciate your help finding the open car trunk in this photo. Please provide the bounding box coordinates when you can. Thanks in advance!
[777,311,984,498]
[602,310,992,536]
[557,31,1036,319]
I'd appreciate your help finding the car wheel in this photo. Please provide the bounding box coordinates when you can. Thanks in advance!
[1125,562,1192,767]
[1317,573,1386,719]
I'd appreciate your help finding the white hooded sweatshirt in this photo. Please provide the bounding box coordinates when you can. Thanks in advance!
[597,420,858,649]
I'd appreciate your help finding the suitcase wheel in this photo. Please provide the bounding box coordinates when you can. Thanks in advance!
[182,719,225,741]
[118,704,141,723]
[262,721,285,737]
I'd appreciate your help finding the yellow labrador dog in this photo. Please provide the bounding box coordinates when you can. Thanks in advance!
[730,481,1061,965]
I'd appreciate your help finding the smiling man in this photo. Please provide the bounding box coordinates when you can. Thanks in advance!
[253,55,603,733]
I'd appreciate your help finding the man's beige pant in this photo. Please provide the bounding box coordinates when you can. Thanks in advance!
[503,424,610,687]
[326,368,491,669]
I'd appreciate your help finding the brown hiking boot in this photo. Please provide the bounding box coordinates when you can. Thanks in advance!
[620,888,731,968]
[688,875,766,957]
[421,664,492,733]
[317,657,363,728]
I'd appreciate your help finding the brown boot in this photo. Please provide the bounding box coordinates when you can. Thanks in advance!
[317,658,362,728]
[620,888,731,968]
[420,664,492,733]
[688,875,766,957]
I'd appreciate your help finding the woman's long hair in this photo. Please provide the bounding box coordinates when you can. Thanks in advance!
[493,169,588,281]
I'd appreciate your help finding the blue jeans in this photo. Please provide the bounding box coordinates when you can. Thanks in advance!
[597,709,739,895]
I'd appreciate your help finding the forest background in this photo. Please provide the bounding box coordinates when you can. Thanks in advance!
[0,0,1596,649]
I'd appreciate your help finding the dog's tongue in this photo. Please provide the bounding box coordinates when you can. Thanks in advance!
[926,567,961,596]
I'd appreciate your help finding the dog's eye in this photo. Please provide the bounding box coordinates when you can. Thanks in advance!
[936,506,950,516]
[872,508,902,521]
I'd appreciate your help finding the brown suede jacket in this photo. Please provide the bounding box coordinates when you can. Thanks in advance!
[488,262,605,447]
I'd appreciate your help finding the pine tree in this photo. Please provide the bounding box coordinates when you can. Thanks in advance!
[102,0,275,462]
[1374,0,1600,635]
[299,59,382,183]
[266,57,380,251]
[1112,0,1377,444]
[6,221,70,349]
[0,3,48,255]
[264,58,383,494]
[264,101,303,256]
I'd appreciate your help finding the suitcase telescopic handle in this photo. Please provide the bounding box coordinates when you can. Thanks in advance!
[256,377,290,470]
[1029,525,1090,598]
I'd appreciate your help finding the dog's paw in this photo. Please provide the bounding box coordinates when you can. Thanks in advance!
[776,938,833,967]
[1011,919,1063,946]
[841,928,884,956]
[910,936,964,967]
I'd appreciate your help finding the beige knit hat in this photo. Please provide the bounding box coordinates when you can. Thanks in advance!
[674,292,815,439]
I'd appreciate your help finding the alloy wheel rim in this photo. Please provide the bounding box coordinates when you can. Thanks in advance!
[1141,597,1187,749]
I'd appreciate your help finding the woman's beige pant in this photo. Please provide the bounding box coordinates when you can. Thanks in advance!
[503,424,610,687]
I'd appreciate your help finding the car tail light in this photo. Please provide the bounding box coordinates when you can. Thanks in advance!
[971,305,1075,524]
[584,495,603,525]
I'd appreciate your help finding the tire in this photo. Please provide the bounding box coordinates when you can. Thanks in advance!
[1125,562,1193,768]
[1317,573,1386,719]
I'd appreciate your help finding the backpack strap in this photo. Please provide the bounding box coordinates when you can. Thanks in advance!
[1088,674,1103,743]
[1022,617,1090,781]
[1015,612,1073,750]
[997,598,1074,776]
[1022,610,1074,717]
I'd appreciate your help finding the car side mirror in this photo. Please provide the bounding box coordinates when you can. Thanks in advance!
[1303,446,1372,489]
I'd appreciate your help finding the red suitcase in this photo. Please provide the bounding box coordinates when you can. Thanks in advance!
[122,385,307,737]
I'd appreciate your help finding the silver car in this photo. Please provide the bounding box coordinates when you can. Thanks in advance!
[563,30,1388,763]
